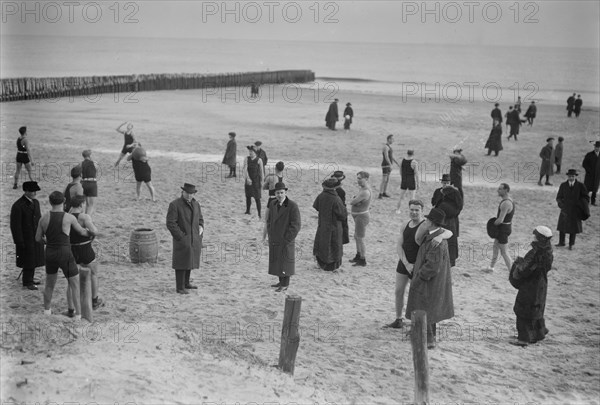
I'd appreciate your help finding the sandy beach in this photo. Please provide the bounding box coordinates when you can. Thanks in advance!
[1,86,599,404]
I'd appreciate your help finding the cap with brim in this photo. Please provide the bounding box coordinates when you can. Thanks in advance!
[274,182,288,191]
[594,141,600,147]
[566,169,578,176]
[440,174,451,182]
[181,183,198,193]
[23,181,40,192]
[254,141,262,147]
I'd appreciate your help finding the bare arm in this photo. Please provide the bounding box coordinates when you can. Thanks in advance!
[382,145,391,166]
[349,189,369,206]
[81,214,98,236]
[69,215,89,236]
[116,122,128,134]
[35,216,46,243]
[494,200,512,225]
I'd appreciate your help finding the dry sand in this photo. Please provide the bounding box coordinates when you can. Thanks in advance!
[1,86,599,404]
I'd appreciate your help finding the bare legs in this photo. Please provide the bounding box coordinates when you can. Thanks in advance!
[490,240,512,271]
[14,162,34,187]
[136,181,156,201]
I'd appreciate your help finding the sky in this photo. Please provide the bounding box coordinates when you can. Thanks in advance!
[1,0,599,48]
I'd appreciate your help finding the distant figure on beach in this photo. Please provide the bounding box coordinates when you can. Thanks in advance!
[343,102,353,131]
[538,138,554,186]
[67,195,104,315]
[81,149,98,216]
[254,141,268,167]
[431,174,463,267]
[395,149,419,213]
[243,145,264,218]
[222,132,237,178]
[582,141,600,206]
[554,137,564,174]
[509,225,553,347]
[115,122,137,167]
[515,96,522,113]
[504,106,513,134]
[64,165,84,213]
[325,98,339,130]
[555,169,589,250]
[485,121,503,156]
[574,95,583,117]
[484,183,514,273]
[36,191,93,320]
[263,182,301,293]
[566,93,576,117]
[507,106,521,141]
[127,142,156,202]
[313,178,347,271]
[166,183,204,294]
[250,82,260,98]
[491,103,502,127]
[331,171,350,246]
[10,181,44,290]
[349,171,372,267]
[405,207,454,349]
[524,101,537,126]
[13,126,35,189]
[449,148,467,199]
[379,134,400,199]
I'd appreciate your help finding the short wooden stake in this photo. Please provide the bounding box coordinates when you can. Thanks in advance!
[278,294,302,375]
[79,267,93,322]
[411,310,429,404]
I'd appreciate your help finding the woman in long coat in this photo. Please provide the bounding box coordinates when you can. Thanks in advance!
[222,132,237,178]
[485,121,503,156]
[313,178,347,271]
[509,226,554,346]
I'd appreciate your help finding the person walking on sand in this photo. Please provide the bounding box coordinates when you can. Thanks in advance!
[508,226,554,346]
[115,122,136,167]
[555,169,589,250]
[13,126,35,189]
[349,171,372,267]
[222,132,237,178]
[313,178,347,271]
[554,137,564,174]
[538,138,554,186]
[243,145,264,218]
[524,101,537,126]
[166,183,204,294]
[63,165,84,213]
[574,95,583,118]
[484,183,514,273]
[405,208,454,349]
[379,134,401,199]
[325,98,339,130]
[127,142,157,202]
[343,102,354,131]
[449,148,467,199]
[263,182,301,293]
[566,93,576,117]
[582,141,600,206]
[485,121,503,156]
[10,181,45,290]
[36,191,93,320]
[395,150,419,213]
[81,149,98,216]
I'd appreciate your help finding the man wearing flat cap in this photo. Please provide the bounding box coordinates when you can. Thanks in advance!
[405,208,454,349]
[166,183,204,294]
[538,138,555,186]
[10,181,45,290]
[325,98,339,130]
[254,141,268,168]
[263,182,301,292]
[313,177,347,271]
[555,169,589,250]
[582,141,600,206]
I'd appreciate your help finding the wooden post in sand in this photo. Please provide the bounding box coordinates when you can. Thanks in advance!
[411,310,429,404]
[79,267,93,322]
[278,295,302,375]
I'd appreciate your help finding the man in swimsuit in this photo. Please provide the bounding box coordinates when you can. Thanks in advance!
[484,183,514,272]
[349,171,372,267]
[115,121,136,167]
[14,126,35,189]
[64,165,84,212]
[35,191,93,320]
[379,134,401,199]
[81,149,98,216]
[395,149,419,213]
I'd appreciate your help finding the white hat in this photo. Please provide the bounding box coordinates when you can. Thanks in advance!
[534,225,552,238]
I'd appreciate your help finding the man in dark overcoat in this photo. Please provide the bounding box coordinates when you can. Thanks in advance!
[10,181,45,290]
[490,103,502,126]
[313,178,347,271]
[222,132,237,178]
[263,182,301,292]
[566,93,575,117]
[555,169,589,250]
[538,137,554,186]
[582,141,600,206]
[431,174,463,267]
[325,98,339,130]
[405,208,454,349]
[166,183,204,294]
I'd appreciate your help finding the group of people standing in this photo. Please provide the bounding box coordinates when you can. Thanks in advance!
[566,93,583,118]
[325,98,354,131]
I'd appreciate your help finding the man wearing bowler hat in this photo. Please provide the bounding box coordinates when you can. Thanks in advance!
[10,181,45,290]
[582,141,600,206]
[431,174,463,267]
[263,182,301,292]
[166,183,204,294]
[405,208,454,349]
[555,169,589,250]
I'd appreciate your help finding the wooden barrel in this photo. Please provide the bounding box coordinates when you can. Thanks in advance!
[129,228,158,263]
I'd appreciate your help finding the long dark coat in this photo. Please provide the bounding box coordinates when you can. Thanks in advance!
[313,189,347,264]
[405,228,454,324]
[335,187,350,244]
[554,142,563,166]
[166,196,204,270]
[484,125,503,153]
[325,102,339,129]
[491,107,503,124]
[222,139,237,167]
[583,150,600,193]
[511,240,553,320]
[525,104,537,119]
[266,197,301,277]
[508,109,521,136]
[539,145,554,177]
[10,195,45,269]
[449,154,467,194]
[556,180,589,234]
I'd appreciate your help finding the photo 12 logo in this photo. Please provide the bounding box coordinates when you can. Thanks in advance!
[1,1,140,24]
[401,1,540,24]
[201,1,340,23]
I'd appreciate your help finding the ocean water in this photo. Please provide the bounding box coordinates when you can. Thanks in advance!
[2,35,598,106]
